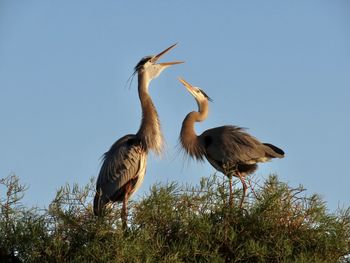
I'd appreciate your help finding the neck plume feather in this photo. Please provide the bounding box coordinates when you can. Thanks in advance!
[136,75,163,155]
[180,101,209,160]
[180,112,205,160]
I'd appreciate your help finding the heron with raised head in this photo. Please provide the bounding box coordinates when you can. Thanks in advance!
[178,78,284,207]
[93,44,183,227]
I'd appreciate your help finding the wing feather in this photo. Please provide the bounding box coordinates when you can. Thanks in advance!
[96,134,145,202]
[200,126,267,165]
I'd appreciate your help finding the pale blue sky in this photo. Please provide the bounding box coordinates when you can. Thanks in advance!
[1,1,349,210]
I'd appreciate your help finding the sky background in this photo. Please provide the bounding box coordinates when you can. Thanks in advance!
[1,1,349,211]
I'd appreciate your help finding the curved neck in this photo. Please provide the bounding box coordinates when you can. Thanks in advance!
[136,74,163,155]
[180,100,208,160]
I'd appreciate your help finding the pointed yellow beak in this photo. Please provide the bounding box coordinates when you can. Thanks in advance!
[158,61,184,66]
[153,43,184,65]
[179,77,213,102]
[178,77,196,95]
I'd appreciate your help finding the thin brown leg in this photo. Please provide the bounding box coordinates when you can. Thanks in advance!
[229,174,233,208]
[121,194,128,230]
[121,183,132,230]
[237,172,247,208]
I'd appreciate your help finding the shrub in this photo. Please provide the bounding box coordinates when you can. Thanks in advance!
[0,174,349,262]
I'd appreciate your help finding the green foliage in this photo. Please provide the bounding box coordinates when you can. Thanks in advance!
[0,174,349,262]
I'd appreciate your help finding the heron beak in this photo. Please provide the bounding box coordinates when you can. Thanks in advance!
[158,61,184,66]
[178,77,196,96]
[179,77,213,102]
[153,43,185,66]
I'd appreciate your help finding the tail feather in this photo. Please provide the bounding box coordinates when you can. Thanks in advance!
[263,143,285,158]
[93,191,108,216]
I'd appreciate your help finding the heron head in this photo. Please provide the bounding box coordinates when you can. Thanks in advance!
[178,78,213,105]
[134,43,184,81]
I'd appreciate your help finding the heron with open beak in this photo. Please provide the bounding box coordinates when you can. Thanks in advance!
[94,44,184,229]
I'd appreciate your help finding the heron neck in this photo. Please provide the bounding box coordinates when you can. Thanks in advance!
[180,101,208,160]
[136,74,163,155]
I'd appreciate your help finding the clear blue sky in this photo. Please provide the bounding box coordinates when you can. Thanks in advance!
[1,1,349,211]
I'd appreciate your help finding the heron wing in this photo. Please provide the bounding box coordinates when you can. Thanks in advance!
[96,134,145,202]
[200,125,267,166]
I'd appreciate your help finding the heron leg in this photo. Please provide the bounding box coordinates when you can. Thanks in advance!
[228,173,233,208]
[227,164,238,208]
[237,172,247,208]
[121,183,131,230]
[121,196,128,230]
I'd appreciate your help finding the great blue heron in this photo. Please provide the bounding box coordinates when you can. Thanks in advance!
[93,44,183,227]
[178,78,284,207]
